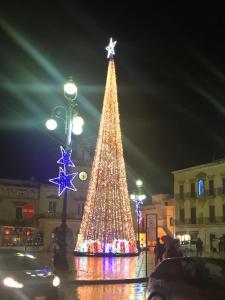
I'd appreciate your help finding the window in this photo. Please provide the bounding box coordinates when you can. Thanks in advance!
[198,179,204,197]
[190,183,195,198]
[223,178,225,194]
[16,207,22,220]
[191,207,196,224]
[223,205,225,222]
[179,185,184,199]
[180,208,185,223]
[209,180,214,196]
[78,203,84,217]
[209,206,215,223]
[48,201,56,216]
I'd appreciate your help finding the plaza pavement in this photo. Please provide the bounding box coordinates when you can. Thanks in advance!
[34,250,155,284]
[33,248,225,284]
[32,249,225,300]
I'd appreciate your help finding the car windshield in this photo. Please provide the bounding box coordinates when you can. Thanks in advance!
[0,252,44,271]
[153,258,225,287]
[199,259,225,288]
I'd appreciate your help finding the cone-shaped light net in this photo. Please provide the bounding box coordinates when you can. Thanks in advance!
[75,59,137,255]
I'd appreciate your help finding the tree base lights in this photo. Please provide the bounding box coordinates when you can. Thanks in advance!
[75,238,137,256]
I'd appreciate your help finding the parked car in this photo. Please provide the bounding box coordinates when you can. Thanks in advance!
[0,248,62,300]
[146,257,225,300]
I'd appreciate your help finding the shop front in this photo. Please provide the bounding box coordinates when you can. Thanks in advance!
[1,226,43,247]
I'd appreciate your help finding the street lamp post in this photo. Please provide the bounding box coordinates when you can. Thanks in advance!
[47,78,83,270]
[130,179,146,252]
[59,80,76,271]
[145,213,158,276]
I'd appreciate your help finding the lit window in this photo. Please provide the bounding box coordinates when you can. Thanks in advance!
[198,179,204,196]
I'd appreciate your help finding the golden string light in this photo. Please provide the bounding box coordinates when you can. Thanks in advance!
[75,56,137,255]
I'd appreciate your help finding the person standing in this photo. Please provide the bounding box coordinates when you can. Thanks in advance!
[219,237,224,253]
[196,237,203,256]
[154,238,165,265]
[164,239,183,259]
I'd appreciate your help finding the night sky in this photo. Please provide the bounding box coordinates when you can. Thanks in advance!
[1,2,225,195]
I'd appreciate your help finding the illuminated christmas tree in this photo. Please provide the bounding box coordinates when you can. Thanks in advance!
[75,39,137,255]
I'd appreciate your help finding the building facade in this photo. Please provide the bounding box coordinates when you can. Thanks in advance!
[173,159,225,253]
[0,178,40,247]
[137,194,175,248]
[0,163,90,251]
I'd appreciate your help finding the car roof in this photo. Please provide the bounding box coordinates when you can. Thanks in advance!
[0,248,25,254]
[157,256,225,266]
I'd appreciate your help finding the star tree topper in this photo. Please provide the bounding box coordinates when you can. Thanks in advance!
[49,167,78,196]
[57,146,75,167]
[105,38,117,59]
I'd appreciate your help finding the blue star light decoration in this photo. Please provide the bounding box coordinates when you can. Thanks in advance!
[49,146,77,196]
[50,167,78,196]
[105,37,117,59]
[132,196,144,224]
[57,146,75,167]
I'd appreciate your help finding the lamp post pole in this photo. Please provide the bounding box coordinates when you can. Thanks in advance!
[53,78,78,271]
[47,78,84,271]
[145,214,148,277]
[130,179,146,253]
[61,85,74,225]
[58,106,71,269]
[145,213,158,277]
[137,214,140,250]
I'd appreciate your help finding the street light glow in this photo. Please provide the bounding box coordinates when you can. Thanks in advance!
[64,81,77,96]
[72,116,84,127]
[72,115,84,135]
[72,125,83,135]
[139,194,146,201]
[136,179,143,187]
[130,194,136,200]
[46,119,57,130]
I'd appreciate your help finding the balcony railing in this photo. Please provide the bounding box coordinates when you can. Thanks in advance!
[175,216,225,225]
[175,187,225,201]
[37,212,82,220]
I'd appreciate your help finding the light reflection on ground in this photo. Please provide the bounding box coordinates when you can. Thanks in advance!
[62,283,147,300]
[74,255,143,280]
[73,251,154,280]
[36,251,151,299]
[36,251,155,280]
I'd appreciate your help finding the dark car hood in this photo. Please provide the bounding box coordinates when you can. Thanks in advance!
[0,268,54,283]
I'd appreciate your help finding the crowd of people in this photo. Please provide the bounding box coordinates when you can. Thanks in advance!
[154,237,183,265]
[154,236,205,266]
